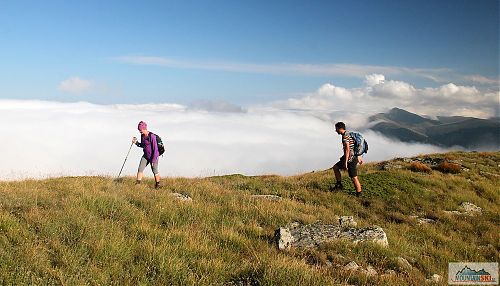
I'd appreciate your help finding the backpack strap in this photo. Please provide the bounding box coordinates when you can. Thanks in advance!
[148,132,156,162]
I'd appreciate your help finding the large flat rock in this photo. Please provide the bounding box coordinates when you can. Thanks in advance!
[275,222,388,250]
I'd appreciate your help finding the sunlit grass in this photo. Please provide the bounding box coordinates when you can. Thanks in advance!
[0,151,498,285]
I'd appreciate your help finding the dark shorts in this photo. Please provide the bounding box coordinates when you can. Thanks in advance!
[335,156,358,178]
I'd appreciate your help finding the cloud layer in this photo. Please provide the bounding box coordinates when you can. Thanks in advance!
[0,100,449,180]
[2,74,496,180]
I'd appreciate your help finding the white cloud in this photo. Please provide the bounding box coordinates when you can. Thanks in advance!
[364,74,385,86]
[272,74,499,119]
[463,75,499,85]
[58,76,93,93]
[114,55,457,83]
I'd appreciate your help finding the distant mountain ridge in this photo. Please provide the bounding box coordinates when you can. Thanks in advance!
[368,108,500,149]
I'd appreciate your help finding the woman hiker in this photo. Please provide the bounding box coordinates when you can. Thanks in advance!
[132,121,161,189]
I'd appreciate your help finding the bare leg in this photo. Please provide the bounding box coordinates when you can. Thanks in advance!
[154,174,161,189]
[351,176,362,193]
[333,165,341,182]
[136,172,143,182]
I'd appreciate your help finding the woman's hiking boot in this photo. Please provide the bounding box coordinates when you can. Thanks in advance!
[155,181,161,189]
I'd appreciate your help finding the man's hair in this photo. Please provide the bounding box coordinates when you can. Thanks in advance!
[335,122,346,129]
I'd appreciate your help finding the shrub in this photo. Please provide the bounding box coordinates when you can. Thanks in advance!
[409,162,432,173]
[434,161,461,174]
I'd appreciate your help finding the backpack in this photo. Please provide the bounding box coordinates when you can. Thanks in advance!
[349,131,368,156]
[149,132,165,156]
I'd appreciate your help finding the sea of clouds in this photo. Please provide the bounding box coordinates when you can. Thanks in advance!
[1,74,496,180]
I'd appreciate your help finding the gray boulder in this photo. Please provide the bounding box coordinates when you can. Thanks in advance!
[275,222,388,250]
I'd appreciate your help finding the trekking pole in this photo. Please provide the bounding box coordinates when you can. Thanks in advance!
[117,141,134,180]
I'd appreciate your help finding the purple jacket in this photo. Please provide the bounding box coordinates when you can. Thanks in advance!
[137,132,160,163]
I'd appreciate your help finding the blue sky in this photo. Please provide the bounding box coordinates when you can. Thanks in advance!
[0,0,498,105]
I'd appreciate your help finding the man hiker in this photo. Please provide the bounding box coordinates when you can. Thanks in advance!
[332,122,363,196]
[132,121,161,189]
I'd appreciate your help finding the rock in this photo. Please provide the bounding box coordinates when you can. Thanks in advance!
[343,261,359,271]
[459,202,482,215]
[251,194,283,201]
[410,215,435,224]
[274,227,294,250]
[170,193,192,202]
[418,157,444,167]
[325,260,333,267]
[396,257,412,271]
[286,221,301,229]
[426,274,442,283]
[479,171,500,178]
[443,210,462,215]
[275,222,389,249]
[340,226,389,247]
[339,216,357,227]
[363,265,378,276]
[380,162,403,170]
[417,218,435,225]
[385,269,396,275]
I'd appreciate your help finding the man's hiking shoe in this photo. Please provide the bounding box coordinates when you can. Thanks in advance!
[155,182,161,189]
[135,180,141,185]
[331,183,343,192]
[354,191,362,197]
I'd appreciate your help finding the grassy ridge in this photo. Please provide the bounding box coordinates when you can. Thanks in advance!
[0,152,499,285]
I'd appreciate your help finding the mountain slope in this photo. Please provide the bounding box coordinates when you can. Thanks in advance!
[0,151,499,285]
[369,108,500,148]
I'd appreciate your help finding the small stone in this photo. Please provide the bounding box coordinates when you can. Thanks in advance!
[443,210,462,215]
[396,257,412,271]
[426,274,442,283]
[325,261,333,267]
[251,194,283,202]
[385,269,396,275]
[343,261,359,271]
[339,216,357,227]
[417,218,435,225]
[459,202,482,215]
[170,193,192,202]
[364,265,378,276]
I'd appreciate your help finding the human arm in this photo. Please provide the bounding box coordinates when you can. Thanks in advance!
[343,141,350,170]
[132,137,141,147]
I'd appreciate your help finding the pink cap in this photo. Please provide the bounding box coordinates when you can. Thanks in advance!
[138,121,147,131]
